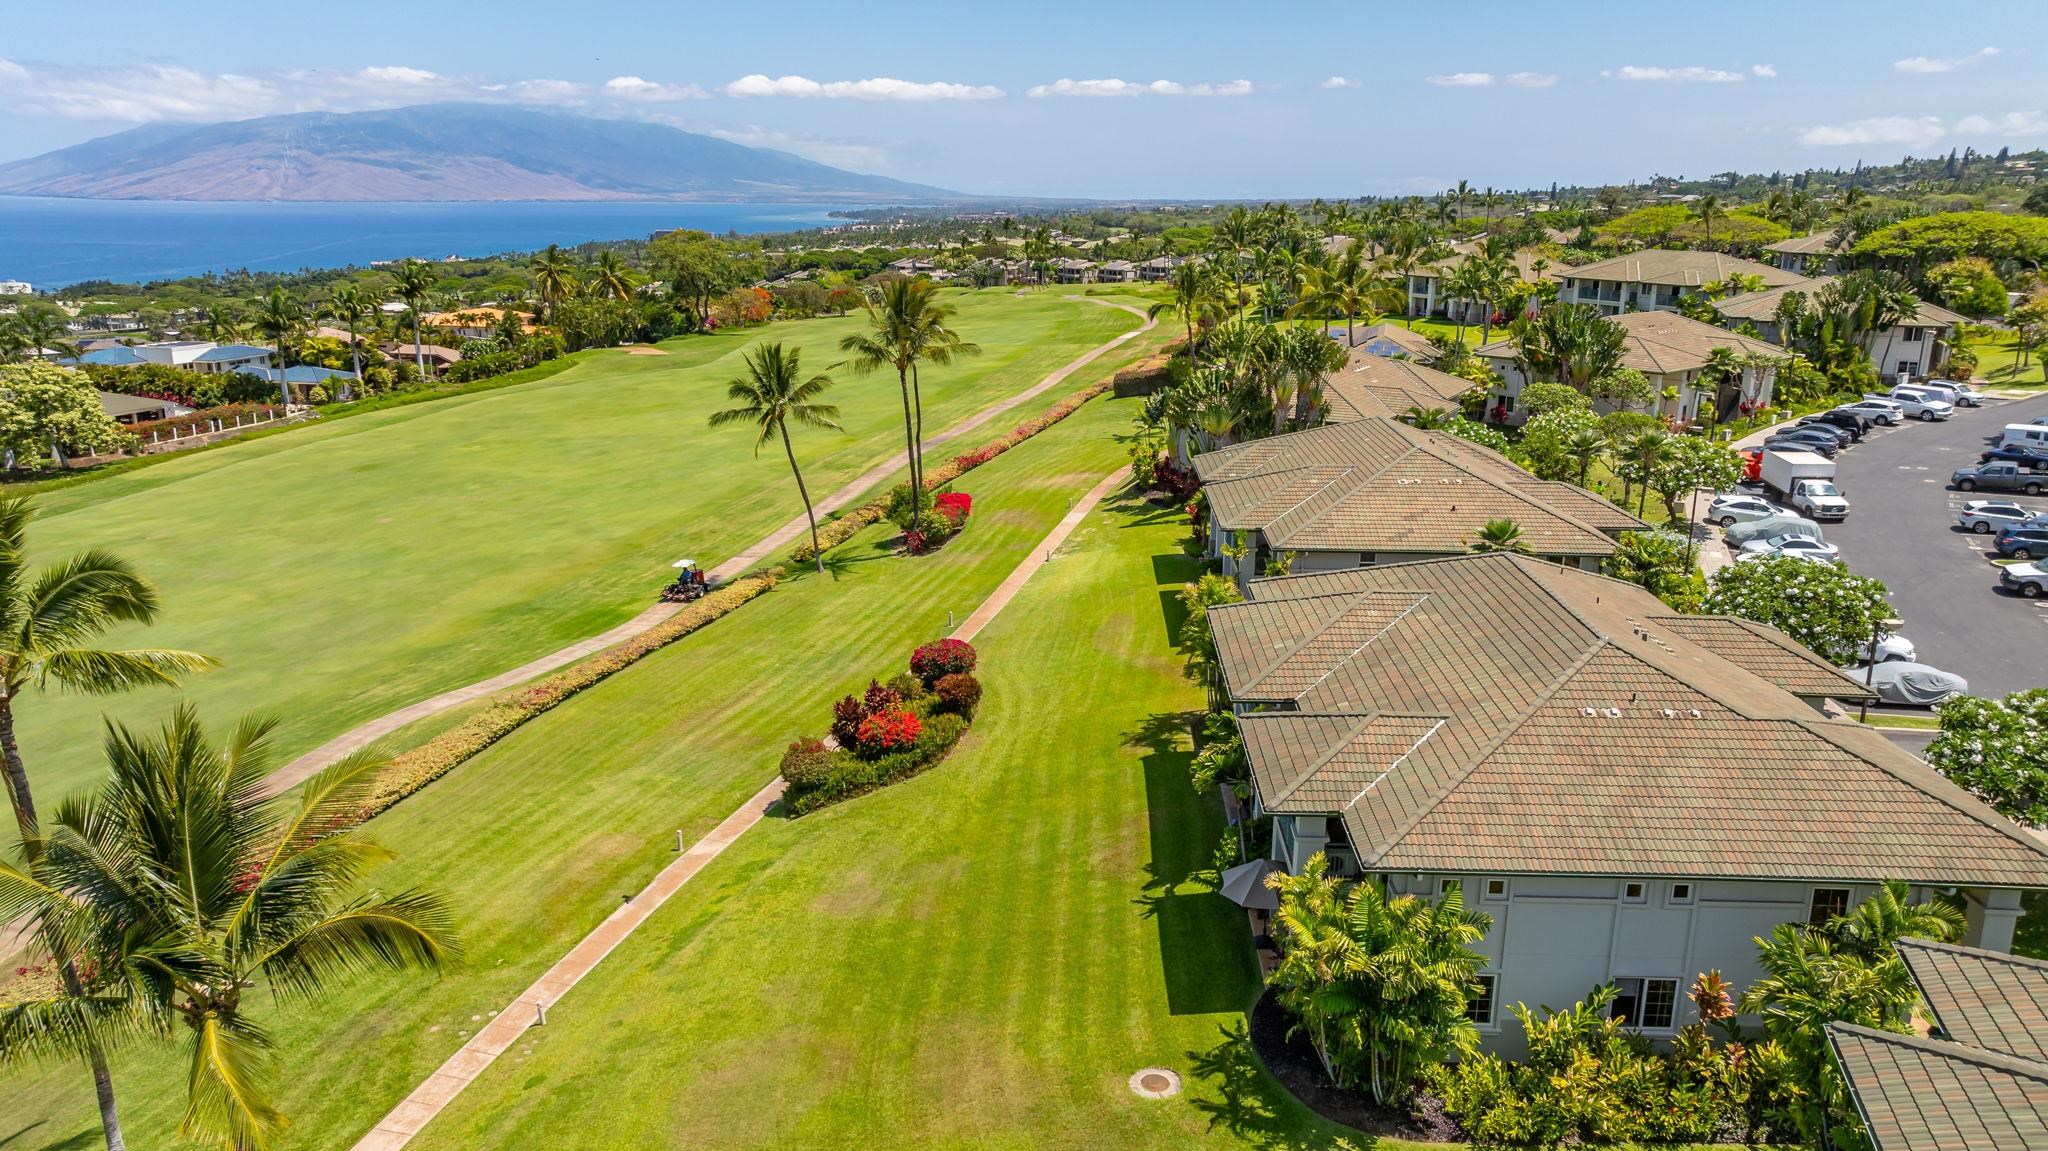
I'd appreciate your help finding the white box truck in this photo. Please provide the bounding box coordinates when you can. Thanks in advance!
[1759,449,1850,520]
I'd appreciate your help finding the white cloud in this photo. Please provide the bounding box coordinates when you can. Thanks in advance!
[1505,72,1558,88]
[1025,77,1252,97]
[1751,64,1777,78]
[701,124,892,170]
[1799,115,1948,148]
[1602,65,1747,83]
[603,76,710,101]
[1894,47,1999,74]
[1954,111,2048,137]
[1320,76,1356,89]
[722,74,1002,100]
[359,65,443,85]
[1427,72,1495,87]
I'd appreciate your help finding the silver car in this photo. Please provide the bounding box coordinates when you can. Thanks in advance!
[1957,500,2048,534]
[1853,661,1969,706]
[1707,493,1781,527]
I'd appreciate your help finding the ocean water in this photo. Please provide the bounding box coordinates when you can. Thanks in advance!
[0,197,873,288]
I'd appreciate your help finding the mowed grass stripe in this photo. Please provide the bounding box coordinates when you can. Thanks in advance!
[4,393,1149,1151]
[399,490,1353,1151]
[14,292,1141,800]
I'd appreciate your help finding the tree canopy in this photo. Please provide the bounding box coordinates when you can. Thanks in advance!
[0,362,133,467]
[1853,210,2048,266]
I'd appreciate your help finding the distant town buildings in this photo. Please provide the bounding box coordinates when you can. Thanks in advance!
[0,280,31,296]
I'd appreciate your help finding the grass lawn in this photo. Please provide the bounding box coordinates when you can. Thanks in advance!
[401,485,1364,1151]
[10,290,1154,802]
[5,391,1243,1150]
[1964,326,2048,388]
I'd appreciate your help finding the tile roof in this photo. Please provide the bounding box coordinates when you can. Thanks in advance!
[1219,553,2048,885]
[1476,308,1786,376]
[1195,418,1641,558]
[1898,938,2048,1064]
[1645,614,1872,701]
[1563,250,1808,289]
[1324,351,1471,421]
[1343,322,1442,364]
[1704,277,1966,328]
[1829,1024,2048,1151]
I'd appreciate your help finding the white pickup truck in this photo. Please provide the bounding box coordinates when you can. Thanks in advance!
[1759,449,1851,520]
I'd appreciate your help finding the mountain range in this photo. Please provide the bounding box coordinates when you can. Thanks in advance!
[0,104,952,203]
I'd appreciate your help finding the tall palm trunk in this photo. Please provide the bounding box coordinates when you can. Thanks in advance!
[895,365,921,533]
[0,703,127,1151]
[780,422,824,574]
[273,346,290,410]
[911,363,926,505]
[344,319,362,400]
[412,314,427,381]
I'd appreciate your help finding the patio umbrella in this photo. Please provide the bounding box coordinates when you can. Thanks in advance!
[1218,859,1285,909]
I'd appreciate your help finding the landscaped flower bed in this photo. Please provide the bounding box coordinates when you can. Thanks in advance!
[781,640,981,814]
[889,484,974,553]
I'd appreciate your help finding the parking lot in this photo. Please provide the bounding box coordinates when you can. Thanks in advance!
[1821,391,2048,698]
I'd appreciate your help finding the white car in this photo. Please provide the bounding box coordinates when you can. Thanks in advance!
[1957,500,2048,534]
[1872,633,1917,663]
[1707,493,1781,527]
[1736,536,1842,563]
[1951,383,1987,407]
[1853,661,1970,706]
[1868,392,1953,422]
[1835,399,1904,426]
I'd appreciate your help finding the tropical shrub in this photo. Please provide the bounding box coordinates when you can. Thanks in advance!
[1926,688,2048,825]
[855,708,922,756]
[932,672,982,717]
[911,638,978,685]
[778,738,836,788]
[1703,555,1895,665]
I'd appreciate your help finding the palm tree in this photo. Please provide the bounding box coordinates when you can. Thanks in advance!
[1821,878,1964,961]
[837,280,978,533]
[1291,248,1401,347]
[14,706,460,1150]
[1692,193,1722,247]
[1150,261,1226,355]
[0,498,216,1151]
[1469,517,1530,554]
[13,306,79,361]
[1216,205,1258,310]
[528,243,576,323]
[1517,303,1628,391]
[392,260,437,382]
[588,251,636,302]
[252,289,306,410]
[1564,427,1608,487]
[1403,405,1454,430]
[708,344,842,572]
[322,284,374,396]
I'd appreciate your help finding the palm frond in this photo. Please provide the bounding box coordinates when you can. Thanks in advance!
[253,891,462,1000]
[37,647,219,696]
[0,990,150,1066]
[182,1011,283,1151]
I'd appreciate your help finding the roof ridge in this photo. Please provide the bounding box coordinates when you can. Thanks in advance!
[1263,712,1384,809]
[1345,719,1448,810]
[1225,591,1373,694]
[1897,935,2048,975]
[1283,593,1432,701]
[1648,613,1873,695]
[1827,1022,2048,1083]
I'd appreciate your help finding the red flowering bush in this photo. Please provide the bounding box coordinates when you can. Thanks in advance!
[911,638,978,686]
[934,672,982,717]
[935,491,972,519]
[831,679,902,746]
[855,708,922,756]
[779,738,837,788]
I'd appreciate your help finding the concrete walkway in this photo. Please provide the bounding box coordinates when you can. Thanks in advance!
[263,298,1154,798]
[351,463,1136,1150]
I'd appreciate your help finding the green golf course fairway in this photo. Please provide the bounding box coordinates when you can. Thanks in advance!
[10,290,1147,801]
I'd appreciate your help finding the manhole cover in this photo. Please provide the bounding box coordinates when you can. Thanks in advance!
[1128,1067,1182,1099]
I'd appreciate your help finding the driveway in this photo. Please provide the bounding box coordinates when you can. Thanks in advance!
[1822,392,2048,698]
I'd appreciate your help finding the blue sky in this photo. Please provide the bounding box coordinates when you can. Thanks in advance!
[1,0,2042,198]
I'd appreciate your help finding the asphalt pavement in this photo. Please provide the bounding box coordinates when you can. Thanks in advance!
[1821,392,2048,698]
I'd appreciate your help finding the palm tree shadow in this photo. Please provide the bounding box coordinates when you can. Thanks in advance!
[1187,1020,1362,1150]
[0,1121,96,1151]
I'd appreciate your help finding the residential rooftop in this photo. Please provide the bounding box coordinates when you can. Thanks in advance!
[1193,417,1644,557]
[1561,250,1807,289]
[1765,231,1849,256]
[1702,277,1966,328]
[1212,553,2048,885]
[1340,322,1441,364]
[1476,308,1784,376]
[1323,350,1471,421]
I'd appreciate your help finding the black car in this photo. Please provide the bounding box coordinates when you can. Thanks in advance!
[1764,436,1839,459]
[1800,410,1868,441]
[1765,429,1843,455]
[1982,446,2048,467]
[1787,422,1855,447]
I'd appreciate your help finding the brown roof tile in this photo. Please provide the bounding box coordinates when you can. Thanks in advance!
[1563,250,1807,289]
[1219,554,2048,886]
[1830,1023,2048,1151]
[1899,938,2048,1064]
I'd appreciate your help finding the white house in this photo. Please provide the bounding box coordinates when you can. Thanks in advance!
[1762,232,1847,277]
[1405,244,1558,322]
[73,340,275,376]
[1475,309,1781,426]
[1096,259,1137,283]
[1053,257,1097,283]
[0,280,31,296]
[1192,417,1644,589]
[1558,250,1805,316]
[1703,277,1965,386]
[1209,553,2048,1055]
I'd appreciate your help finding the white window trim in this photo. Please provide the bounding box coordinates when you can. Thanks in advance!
[1468,972,1501,1031]
[1610,975,1683,1033]
[1621,880,1649,904]
[1668,882,1695,905]
[1482,877,1510,902]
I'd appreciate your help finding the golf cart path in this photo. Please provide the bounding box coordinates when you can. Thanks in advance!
[349,464,1134,1151]
[260,297,1152,799]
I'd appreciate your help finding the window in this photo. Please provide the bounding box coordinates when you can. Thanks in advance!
[1622,881,1648,903]
[1357,553,1378,568]
[1484,878,1509,902]
[1810,887,1852,926]
[1610,977,1681,1030]
[1902,327,1925,343]
[1438,877,1460,896]
[1466,974,1498,1026]
[1669,882,1694,905]
[1897,361,1916,378]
